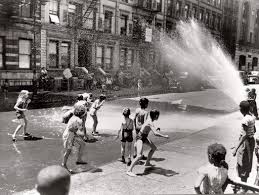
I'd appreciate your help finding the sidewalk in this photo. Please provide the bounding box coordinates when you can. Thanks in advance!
[16,110,257,195]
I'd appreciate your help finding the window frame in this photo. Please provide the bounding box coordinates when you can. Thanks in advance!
[96,46,104,68]
[49,0,59,15]
[49,40,59,69]
[120,14,128,36]
[60,42,70,69]
[19,0,32,18]
[104,11,113,33]
[18,39,32,69]
[104,47,113,69]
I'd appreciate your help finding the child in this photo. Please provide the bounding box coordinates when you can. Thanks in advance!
[12,90,31,142]
[62,102,88,171]
[116,108,134,166]
[36,165,70,195]
[89,94,106,136]
[137,79,142,97]
[233,100,256,183]
[2,79,9,100]
[126,109,169,177]
[134,97,149,160]
[194,143,229,194]
[248,88,258,119]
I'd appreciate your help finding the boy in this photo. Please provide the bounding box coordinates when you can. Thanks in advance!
[89,94,106,136]
[248,88,258,119]
[2,79,9,100]
[36,165,70,195]
[127,109,169,177]
[233,100,256,183]
[134,98,149,160]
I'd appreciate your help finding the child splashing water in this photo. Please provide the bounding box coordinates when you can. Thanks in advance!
[12,90,31,142]
[116,108,134,166]
[194,143,229,194]
[62,102,88,172]
[127,109,169,177]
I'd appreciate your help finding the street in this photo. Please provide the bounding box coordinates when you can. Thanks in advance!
[0,88,237,194]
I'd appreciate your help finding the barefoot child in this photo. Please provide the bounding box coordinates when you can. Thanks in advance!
[127,109,169,177]
[194,143,229,194]
[116,108,134,166]
[12,90,31,141]
[233,100,256,183]
[89,94,106,136]
[62,102,88,171]
[134,97,149,159]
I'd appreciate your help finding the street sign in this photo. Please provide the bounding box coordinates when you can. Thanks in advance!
[63,68,72,79]
[145,28,152,42]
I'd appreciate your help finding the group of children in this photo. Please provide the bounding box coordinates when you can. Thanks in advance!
[194,99,259,194]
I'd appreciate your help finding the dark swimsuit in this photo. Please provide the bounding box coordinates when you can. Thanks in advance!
[16,101,26,119]
[121,121,133,142]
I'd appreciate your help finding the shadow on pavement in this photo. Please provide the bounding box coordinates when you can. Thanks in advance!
[151,157,165,162]
[138,167,179,177]
[71,166,103,175]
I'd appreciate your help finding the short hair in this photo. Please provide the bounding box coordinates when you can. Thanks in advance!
[18,90,29,99]
[73,102,86,117]
[139,98,149,108]
[77,95,84,101]
[207,143,228,169]
[150,109,160,120]
[36,165,70,195]
[252,88,256,92]
[99,94,106,101]
[122,108,131,117]
[239,100,250,113]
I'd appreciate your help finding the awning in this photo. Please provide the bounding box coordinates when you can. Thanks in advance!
[49,14,60,24]
[98,67,107,76]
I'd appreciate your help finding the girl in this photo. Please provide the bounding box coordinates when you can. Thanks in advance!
[62,102,87,172]
[12,90,31,142]
[116,108,134,166]
[89,94,106,136]
[233,100,256,183]
[194,143,229,194]
[126,109,169,177]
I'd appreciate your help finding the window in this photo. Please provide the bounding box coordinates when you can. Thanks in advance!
[217,0,221,7]
[205,12,210,25]
[199,9,204,21]
[176,1,181,17]
[212,14,216,29]
[120,48,126,67]
[19,0,32,18]
[167,0,173,16]
[184,4,190,19]
[105,47,113,69]
[96,46,104,67]
[127,49,133,67]
[120,15,128,35]
[61,43,70,68]
[157,0,162,12]
[0,38,3,68]
[104,11,113,33]
[192,6,197,18]
[49,41,58,68]
[68,3,82,27]
[19,39,31,69]
[212,0,216,6]
[49,0,58,15]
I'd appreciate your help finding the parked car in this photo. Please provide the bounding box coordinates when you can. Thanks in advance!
[248,71,259,84]
[239,71,248,85]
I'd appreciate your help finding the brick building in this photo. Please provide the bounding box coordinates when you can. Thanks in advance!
[0,0,224,90]
[234,0,259,71]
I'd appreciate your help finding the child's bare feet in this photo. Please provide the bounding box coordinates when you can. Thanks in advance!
[144,162,155,167]
[126,171,136,177]
[61,164,72,173]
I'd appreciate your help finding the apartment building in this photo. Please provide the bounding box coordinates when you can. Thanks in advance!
[235,0,259,71]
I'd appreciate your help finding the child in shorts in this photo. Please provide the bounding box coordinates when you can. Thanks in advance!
[126,109,169,177]
[116,108,134,166]
[233,100,256,183]
[89,94,106,136]
[134,97,149,159]
[194,143,229,194]
[12,90,31,141]
[62,102,88,171]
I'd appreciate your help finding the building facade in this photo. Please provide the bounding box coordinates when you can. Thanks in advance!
[235,0,259,71]
[0,0,224,89]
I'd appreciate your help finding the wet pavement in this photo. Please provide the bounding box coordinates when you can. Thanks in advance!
[0,92,234,194]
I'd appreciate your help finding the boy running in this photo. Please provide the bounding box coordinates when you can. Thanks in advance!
[127,109,169,177]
